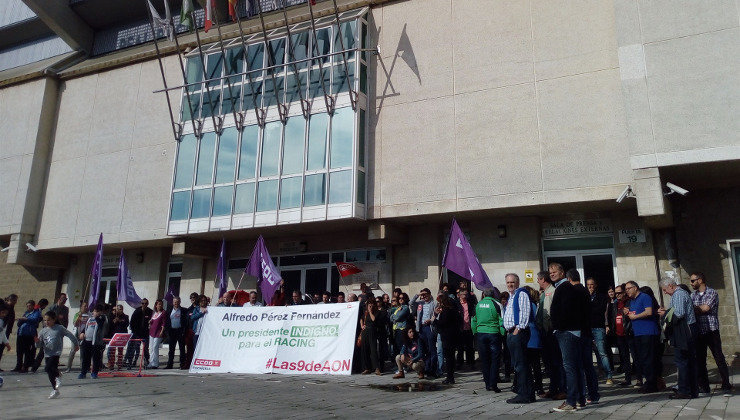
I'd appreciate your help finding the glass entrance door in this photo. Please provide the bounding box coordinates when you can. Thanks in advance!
[544,251,617,293]
[280,268,333,295]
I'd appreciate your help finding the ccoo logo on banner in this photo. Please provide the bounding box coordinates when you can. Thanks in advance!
[190,303,360,375]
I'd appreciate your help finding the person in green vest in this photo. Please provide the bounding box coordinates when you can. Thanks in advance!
[471,289,505,392]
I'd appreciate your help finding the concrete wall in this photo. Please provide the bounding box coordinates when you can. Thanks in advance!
[393,217,542,295]
[0,251,60,350]
[673,187,740,359]
[615,0,740,169]
[369,0,632,220]
[36,56,183,250]
[0,77,56,237]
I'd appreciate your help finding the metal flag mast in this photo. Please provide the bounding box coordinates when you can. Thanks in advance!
[214,14,245,130]
[306,0,335,115]
[255,0,289,124]
[232,1,266,127]
[165,7,203,138]
[279,0,311,119]
[329,0,358,111]
[144,0,185,141]
[190,5,225,135]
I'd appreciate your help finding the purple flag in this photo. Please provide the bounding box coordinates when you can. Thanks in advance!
[216,239,227,299]
[88,233,104,307]
[245,236,282,304]
[442,219,494,291]
[163,282,177,306]
[116,249,142,309]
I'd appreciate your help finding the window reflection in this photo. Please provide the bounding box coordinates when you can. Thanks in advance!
[215,128,238,184]
[234,182,255,214]
[238,125,259,180]
[282,117,305,175]
[329,170,351,204]
[307,113,328,171]
[257,180,278,211]
[304,173,326,206]
[171,191,191,220]
[191,189,212,218]
[330,107,354,168]
[260,122,281,177]
[280,177,302,209]
[212,186,233,216]
[196,132,217,186]
[174,134,197,189]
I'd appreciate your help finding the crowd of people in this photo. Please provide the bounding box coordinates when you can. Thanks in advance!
[0,265,734,406]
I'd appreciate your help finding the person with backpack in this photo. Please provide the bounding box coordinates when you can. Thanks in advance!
[471,288,504,392]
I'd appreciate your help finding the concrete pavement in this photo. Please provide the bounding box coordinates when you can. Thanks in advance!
[0,353,737,419]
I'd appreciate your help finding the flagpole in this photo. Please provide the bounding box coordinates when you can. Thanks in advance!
[144,0,182,142]
[190,7,224,135]
[279,0,310,118]
[167,1,203,138]
[232,1,266,127]
[254,0,288,123]
[306,0,335,115]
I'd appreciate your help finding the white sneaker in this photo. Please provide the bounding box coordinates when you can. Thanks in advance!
[49,389,60,399]
[55,378,61,389]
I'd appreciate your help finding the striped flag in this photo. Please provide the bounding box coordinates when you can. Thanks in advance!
[180,0,194,30]
[228,0,238,21]
[204,0,214,32]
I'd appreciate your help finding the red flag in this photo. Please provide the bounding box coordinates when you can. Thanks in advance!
[204,0,214,32]
[335,262,362,278]
[228,0,237,21]
[311,0,317,5]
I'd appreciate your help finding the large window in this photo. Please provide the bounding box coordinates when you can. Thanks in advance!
[169,9,369,233]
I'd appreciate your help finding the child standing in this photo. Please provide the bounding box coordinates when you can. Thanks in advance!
[37,311,79,399]
[78,304,105,379]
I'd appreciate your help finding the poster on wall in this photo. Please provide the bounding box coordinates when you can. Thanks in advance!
[190,303,360,375]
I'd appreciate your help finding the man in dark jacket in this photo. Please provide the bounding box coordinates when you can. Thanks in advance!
[551,269,598,412]
[125,299,152,368]
[108,304,129,370]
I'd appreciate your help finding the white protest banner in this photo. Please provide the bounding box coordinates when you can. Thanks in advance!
[190,302,360,375]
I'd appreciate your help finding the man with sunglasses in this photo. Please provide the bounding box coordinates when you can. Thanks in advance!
[690,272,732,395]
[126,299,152,368]
[608,284,633,387]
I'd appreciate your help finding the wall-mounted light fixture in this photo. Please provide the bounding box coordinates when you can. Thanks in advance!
[497,225,507,238]
[136,252,145,263]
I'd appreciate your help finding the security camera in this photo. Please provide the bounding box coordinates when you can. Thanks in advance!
[665,182,689,196]
[0,246,9,252]
[25,242,39,252]
[616,185,635,203]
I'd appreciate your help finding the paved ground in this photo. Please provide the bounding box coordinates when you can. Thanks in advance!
[0,353,737,419]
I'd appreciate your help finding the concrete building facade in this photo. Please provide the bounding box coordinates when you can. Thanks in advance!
[0,0,738,358]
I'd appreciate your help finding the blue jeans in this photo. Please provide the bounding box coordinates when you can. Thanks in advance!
[436,334,444,375]
[477,333,502,389]
[580,334,600,401]
[507,328,533,400]
[556,331,584,407]
[419,325,438,375]
[591,328,612,378]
